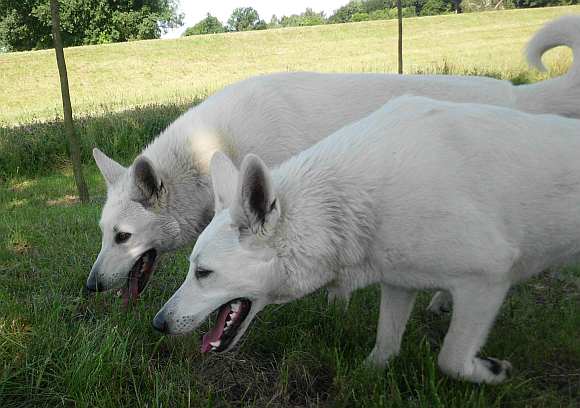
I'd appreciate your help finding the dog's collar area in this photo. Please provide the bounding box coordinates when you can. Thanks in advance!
[201,298,252,353]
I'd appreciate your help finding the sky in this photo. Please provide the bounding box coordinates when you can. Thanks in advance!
[163,0,349,38]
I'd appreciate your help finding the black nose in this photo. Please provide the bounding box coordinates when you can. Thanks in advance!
[152,313,168,334]
[85,274,103,292]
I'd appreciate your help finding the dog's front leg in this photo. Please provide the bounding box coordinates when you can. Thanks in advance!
[437,282,511,384]
[365,284,416,368]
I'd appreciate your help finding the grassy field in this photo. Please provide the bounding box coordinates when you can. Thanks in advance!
[1,170,579,406]
[1,5,579,124]
[1,5,580,407]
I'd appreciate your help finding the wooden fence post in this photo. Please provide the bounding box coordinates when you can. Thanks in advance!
[397,0,403,74]
[50,0,89,203]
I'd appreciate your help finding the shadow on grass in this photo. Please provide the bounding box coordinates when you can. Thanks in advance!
[0,98,203,181]
[1,63,565,182]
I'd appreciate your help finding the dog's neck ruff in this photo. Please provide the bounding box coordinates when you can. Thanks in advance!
[268,159,379,301]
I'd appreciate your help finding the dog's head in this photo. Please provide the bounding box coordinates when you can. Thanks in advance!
[86,148,182,302]
[153,152,284,353]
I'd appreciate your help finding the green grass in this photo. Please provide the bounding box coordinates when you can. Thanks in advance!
[1,5,579,124]
[1,6,580,406]
[0,170,579,406]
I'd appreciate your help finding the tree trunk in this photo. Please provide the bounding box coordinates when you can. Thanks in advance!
[50,0,89,203]
[397,0,403,74]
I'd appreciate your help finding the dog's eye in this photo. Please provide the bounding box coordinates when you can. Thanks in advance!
[115,232,132,244]
[195,267,213,280]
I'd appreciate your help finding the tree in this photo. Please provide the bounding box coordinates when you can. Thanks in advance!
[50,0,89,203]
[254,19,268,30]
[363,0,391,12]
[351,12,370,21]
[328,2,364,23]
[227,7,261,31]
[420,0,453,14]
[183,13,225,36]
[461,0,514,10]
[280,8,325,27]
[301,8,326,26]
[0,0,183,52]
[269,14,280,28]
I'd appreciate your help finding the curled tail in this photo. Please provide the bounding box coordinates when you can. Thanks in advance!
[526,15,580,76]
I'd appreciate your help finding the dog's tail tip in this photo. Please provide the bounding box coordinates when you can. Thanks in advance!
[526,15,580,73]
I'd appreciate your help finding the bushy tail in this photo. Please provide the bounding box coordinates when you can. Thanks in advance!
[526,15,580,76]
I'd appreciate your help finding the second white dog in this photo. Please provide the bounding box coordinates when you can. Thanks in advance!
[154,95,580,384]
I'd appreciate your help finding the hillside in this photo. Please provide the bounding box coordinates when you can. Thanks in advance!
[1,5,579,123]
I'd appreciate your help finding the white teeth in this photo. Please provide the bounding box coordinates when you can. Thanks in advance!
[226,320,233,327]
[210,341,220,347]
[231,303,240,312]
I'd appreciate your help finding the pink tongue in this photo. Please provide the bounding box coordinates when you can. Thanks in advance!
[121,278,139,307]
[201,304,231,353]
[129,278,139,299]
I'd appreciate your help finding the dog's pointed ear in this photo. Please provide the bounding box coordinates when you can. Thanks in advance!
[131,156,164,206]
[210,151,238,213]
[231,154,280,235]
[93,148,125,185]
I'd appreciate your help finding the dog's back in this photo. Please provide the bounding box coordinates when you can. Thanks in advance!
[276,96,580,285]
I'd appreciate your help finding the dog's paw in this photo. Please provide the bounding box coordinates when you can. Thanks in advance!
[427,291,452,315]
[477,357,512,384]
[439,354,513,384]
[363,347,392,369]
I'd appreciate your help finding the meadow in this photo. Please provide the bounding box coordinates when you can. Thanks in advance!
[1,5,580,407]
[0,5,579,125]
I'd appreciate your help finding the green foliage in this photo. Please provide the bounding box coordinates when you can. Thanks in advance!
[227,6,262,31]
[420,0,454,15]
[351,12,371,21]
[363,0,392,12]
[369,8,391,19]
[329,1,365,23]
[268,14,281,28]
[183,13,225,36]
[461,0,516,11]
[514,0,577,7]
[254,19,268,30]
[0,0,183,52]
[328,0,422,22]
[280,8,326,27]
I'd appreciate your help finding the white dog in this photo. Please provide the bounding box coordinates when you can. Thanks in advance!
[87,17,580,307]
[153,95,580,384]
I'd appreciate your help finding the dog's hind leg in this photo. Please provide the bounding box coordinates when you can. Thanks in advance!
[427,290,453,315]
[437,281,511,384]
[365,284,416,368]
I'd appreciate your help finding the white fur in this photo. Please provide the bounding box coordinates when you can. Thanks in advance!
[88,16,580,294]
[156,95,580,384]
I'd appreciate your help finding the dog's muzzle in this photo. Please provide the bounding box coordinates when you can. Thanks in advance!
[85,272,104,292]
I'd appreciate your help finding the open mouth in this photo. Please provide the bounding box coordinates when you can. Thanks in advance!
[201,298,252,353]
[120,249,157,304]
